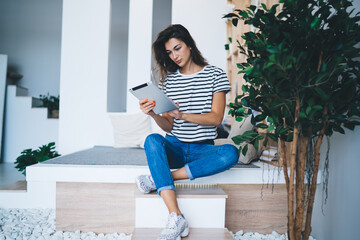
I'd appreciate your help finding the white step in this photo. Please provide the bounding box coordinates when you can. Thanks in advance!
[132,228,233,240]
[135,184,227,228]
[3,85,59,163]
[15,85,28,96]
[32,97,44,107]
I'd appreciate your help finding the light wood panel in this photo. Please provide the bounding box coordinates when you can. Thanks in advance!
[226,0,251,106]
[56,182,135,234]
[56,182,287,234]
[220,184,288,234]
[0,180,27,192]
[132,228,233,240]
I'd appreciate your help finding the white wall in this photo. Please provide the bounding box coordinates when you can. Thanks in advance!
[107,0,130,112]
[3,86,59,163]
[311,127,360,240]
[0,55,7,162]
[0,0,62,97]
[171,0,228,70]
[126,0,153,112]
[59,0,230,155]
[311,2,360,239]
[151,0,172,76]
[58,0,113,154]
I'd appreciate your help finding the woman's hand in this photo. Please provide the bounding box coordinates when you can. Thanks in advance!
[168,109,183,119]
[139,98,156,116]
[167,91,226,126]
[168,101,182,119]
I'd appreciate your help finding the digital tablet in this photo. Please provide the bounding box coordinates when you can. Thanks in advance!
[129,81,179,114]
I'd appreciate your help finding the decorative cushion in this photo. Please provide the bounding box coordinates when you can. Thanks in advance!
[109,112,152,148]
[228,117,253,139]
[215,117,260,164]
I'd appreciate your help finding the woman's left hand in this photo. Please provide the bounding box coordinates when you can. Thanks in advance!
[168,109,183,119]
[168,101,183,119]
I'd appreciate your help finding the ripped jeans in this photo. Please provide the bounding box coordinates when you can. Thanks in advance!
[144,134,239,195]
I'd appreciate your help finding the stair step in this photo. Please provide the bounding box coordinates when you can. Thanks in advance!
[135,183,228,198]
[15,85,28,96]
[0,180,27,192]
[32,97,44,107]
[132,228,233,240]
[135,184,227,228]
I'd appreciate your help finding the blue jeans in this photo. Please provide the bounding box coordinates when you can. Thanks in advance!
[144,133,239,195]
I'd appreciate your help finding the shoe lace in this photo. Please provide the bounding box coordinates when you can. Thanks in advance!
[165,213,178,229]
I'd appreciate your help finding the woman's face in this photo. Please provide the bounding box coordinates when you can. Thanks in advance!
[165,38,191,68]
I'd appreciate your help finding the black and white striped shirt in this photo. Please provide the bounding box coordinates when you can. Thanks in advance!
[161,65,231,142]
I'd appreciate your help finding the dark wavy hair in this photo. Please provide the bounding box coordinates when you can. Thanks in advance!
[152,24,208,81]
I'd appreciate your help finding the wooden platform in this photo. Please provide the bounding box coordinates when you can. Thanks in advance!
[56,182,288,234]
[220,184,288,234]
[56,182,135,234]
[0,180,27,192]
[132,228,233,240]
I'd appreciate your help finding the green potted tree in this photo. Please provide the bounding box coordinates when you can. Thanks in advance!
[39,93,60,118]
[224,0,360,239]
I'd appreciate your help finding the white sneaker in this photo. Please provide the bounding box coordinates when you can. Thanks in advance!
[157,212,189,240]
[135,175,156,193]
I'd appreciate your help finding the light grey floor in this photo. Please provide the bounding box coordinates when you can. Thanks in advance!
[0,162,25,188]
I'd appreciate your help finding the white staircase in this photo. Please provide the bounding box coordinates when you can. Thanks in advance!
[133,184,233,240]
[3,85,59,163]
[132,228,234,240]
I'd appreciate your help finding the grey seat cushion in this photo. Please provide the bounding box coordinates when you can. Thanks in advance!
[42,146,147,166]
[42,145,259,168]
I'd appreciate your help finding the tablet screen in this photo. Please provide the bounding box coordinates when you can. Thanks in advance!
[129,82,179,114]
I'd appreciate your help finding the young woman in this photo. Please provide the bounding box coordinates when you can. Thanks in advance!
[136,24,239,240]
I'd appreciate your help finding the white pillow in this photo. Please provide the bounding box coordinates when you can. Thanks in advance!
[214,117,260,164]
[109,112,152,148]
[150,117,166,136]
[215,138,259,164]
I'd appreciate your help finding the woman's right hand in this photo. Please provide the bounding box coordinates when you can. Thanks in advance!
[139,98,156,116]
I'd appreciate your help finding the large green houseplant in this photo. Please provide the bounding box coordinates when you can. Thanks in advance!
[224,0,360,239]
[14,142,61,176]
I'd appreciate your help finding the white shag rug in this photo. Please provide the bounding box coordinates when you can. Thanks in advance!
[0,209,316,240]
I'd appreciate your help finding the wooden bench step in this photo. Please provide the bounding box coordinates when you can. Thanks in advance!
[135,183,228,198]
[132,228,233,240]
[0,180,27,192]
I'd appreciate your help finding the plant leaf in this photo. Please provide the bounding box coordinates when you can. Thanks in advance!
[256,123,269,129]
[254,139,259,151]
[267,124,275,131]
[236,116,244,122]
[242,144,248,156]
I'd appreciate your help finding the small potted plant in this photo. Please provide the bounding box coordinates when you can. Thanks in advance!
[39,93,60,118]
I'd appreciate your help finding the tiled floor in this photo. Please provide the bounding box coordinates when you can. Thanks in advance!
[0,163,26,188]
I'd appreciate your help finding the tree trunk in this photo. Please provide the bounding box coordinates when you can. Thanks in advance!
[280,139,292,237]
[280,113,290,194]
[280,139,290,192]
[303,107,328,239]
[288,97,300,240]
[295,136,308,239]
